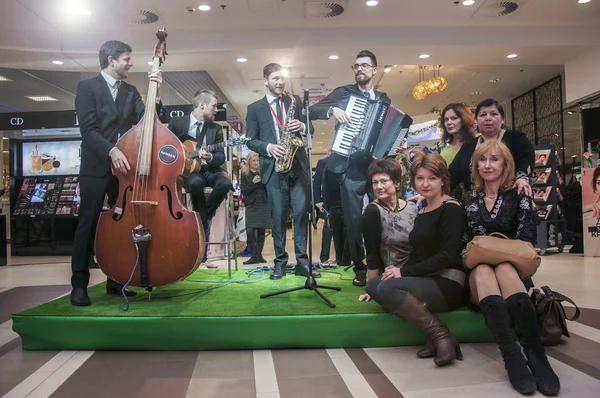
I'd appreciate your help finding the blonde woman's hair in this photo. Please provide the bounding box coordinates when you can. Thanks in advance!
[245,152,259,172]
[471,140,515,191]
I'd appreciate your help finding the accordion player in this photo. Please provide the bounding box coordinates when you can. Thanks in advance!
[330,95,413,160]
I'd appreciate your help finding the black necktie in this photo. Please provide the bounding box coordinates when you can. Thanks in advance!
[363,91,370,98]
[196,122,206,146]
[274,97,283,130]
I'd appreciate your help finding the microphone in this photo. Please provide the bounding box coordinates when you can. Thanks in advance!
[303,89,310,106]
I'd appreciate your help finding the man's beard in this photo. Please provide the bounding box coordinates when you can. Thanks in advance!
[268,83,284,95]
[355,73,371,85]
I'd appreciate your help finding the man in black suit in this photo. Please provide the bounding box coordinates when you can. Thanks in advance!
[246,63,318,280]
[310,50,391,287]
[167,89,232,234]
[71,40,162,306]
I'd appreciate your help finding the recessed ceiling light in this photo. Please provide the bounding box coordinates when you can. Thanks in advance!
[489,78,501,83]
[419,54,430,59]
[471,91,482,95]
[0,75,11,82]
[198,5,211,11]
[52,60,64,65]
[366,0,379,6]
[462,0,475,5]
[384,67,392,73]
[567,111,575,114]
[282,68,289,77]
[507,53,518,59]
[328,55,339,60]
[25,95,58,102]
[578,0,591,4]
[237,57,247,63]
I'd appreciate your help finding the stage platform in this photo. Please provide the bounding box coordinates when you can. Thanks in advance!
[12,269,493,351]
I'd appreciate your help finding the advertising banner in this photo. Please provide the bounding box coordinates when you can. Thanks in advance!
[581,167,600,256]
[22,141,81,176]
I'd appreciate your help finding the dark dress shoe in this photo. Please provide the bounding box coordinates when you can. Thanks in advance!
[106,280,137,296]
[243,257,261,265]
[70,288,91,306]
[270,266,286,280]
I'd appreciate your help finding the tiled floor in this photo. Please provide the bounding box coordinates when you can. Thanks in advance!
[1,225,599,397]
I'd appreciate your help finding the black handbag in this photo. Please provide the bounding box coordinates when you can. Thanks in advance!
[530,286,580,346]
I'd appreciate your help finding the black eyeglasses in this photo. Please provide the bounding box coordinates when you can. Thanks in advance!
[351,63,374,71]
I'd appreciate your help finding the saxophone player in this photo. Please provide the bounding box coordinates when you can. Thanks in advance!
[246,63,317,280]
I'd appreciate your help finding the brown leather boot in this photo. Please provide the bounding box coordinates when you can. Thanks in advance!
[394,293,463,366]
[416,338,436,358]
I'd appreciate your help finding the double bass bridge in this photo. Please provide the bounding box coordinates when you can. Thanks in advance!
[130,200,159,206]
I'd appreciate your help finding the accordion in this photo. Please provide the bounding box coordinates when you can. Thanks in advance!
[331,95,413,159]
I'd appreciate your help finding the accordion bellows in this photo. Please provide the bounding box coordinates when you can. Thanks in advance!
[463,232,541,280]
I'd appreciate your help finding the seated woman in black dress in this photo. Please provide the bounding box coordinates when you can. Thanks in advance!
[463,140,559,396]
[449,98,535,196]
[361,155,466,367]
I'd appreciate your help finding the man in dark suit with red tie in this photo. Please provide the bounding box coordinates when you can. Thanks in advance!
[246,63,317,280]
[167,89,232,235]
[71,40,162,306]
[310,50,391,287]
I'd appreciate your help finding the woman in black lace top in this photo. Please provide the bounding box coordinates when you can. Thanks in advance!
[464,141,559,396]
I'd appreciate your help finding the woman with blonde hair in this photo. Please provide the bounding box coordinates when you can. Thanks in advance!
[240,152,272,264]
[463,140,559,396]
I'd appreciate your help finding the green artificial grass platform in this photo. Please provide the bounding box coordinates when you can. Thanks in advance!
[13,269,493,351]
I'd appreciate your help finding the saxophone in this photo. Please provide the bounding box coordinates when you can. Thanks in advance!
[274,92,304,173]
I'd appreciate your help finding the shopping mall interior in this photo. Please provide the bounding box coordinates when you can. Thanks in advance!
[1,0,600,397]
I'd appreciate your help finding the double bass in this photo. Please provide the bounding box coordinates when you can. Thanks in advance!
[95,27,204,289]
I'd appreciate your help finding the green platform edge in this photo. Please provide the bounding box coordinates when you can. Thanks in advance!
[12,269,494,351]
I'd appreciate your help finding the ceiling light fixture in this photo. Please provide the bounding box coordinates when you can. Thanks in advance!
[198,5,211,11]
[419,54,430,59]
[384,66,392,73]
[462,0,475,5]
[489,78,501,83]
[237,57,247,62]
[0,75,11,82]
[507,53,518,59]
[25,95,58,102]
[282,68,289,77]
[366,1,379,6]
[567,111,575,114]
[578,0,591,4]
[52,60,64,65]
[328,55,339,60]
[471,91,482,95]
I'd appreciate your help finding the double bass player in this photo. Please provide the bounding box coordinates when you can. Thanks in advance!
[70,40,162,306]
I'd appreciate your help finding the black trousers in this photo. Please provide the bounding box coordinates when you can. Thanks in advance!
[337,166,372,273]
[318,210,333,262]
[71,174,119,289]
[366,275,465,313]
[185,168,233,226]
[328,205,350,266]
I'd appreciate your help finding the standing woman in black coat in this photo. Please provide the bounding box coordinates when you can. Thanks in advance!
[449,98,535,197]
[240,152,272,264]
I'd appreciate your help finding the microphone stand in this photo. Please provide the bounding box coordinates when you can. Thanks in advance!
[260,89,341,308]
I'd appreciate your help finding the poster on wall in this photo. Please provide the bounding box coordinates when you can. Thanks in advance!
[300,81,326,106]
[22,141,81,176]
[581,168,600,257]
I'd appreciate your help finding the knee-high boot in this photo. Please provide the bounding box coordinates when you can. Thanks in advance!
[257,229,267,263]
[243,228,260,265]
[506,293,560,396]
[393,293,463,367]
[479,295,537,395]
